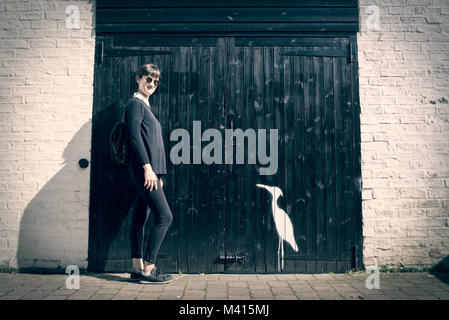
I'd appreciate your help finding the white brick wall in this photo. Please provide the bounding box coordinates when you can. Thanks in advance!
[0,0,94,270]
[358,0,449,270]
[0,0,448,272]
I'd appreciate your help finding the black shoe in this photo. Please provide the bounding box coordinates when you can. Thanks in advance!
[130,270,141,282]
[139,266,173,284]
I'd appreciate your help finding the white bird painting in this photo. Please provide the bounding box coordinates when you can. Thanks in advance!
[256,184,299,271]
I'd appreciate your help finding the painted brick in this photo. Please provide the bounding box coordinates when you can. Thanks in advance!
[0,0,93,271]
[359,0,449,269]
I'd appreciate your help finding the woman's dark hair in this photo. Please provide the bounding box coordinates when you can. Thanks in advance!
[135,63,161,81]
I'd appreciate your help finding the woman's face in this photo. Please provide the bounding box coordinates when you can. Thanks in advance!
[136,74,159,98]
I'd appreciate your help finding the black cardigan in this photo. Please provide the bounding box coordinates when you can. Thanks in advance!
[125,97,167,176]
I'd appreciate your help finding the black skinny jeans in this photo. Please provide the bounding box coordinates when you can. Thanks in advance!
[128,164,173,264]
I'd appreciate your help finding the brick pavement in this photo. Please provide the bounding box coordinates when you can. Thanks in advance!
[0,272,448,300]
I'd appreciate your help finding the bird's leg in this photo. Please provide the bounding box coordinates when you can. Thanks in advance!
[281,240,284,271]
[277,239,281,272]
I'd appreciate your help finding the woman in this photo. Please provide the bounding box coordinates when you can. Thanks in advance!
[126,63,173,283]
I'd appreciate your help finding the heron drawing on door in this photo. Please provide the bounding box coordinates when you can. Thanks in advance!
[256,184,299,271]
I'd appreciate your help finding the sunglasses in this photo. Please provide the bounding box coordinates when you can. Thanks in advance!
[145,77,160,86]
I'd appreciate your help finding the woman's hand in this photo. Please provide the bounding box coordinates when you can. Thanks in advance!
[143,166,158,191]
[160,178,163,188]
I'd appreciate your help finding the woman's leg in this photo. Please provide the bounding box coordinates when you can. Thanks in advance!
[128,165,173,272]
[130,194,150,271]
[141,180,173,269]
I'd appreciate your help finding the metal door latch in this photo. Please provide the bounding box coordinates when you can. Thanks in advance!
[217,253,247,264]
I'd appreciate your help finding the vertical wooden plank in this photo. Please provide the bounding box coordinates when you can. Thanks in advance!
[286,48,298,273]
[168,46,180,271]
[167,47,177,232]
[198,45,213,272]
[167,45,181,273]
[159,47,170,149]
[209,38,226,273]
[272,44,283,273]
[120,55,135,272]
[253,46,266,273]
[293,52,307,274]
[204,45,218,273]
[312,50,324,274]
[279,45,296,273]
[160,46,178,273]
[304,54,316,272]
[111,54,127,260]
[323,51,337,260]
[263,45,277,273]
[333,53,345,263]
[224,38,236,272]
[228,38,248,273]
[232,39,242,274]
[102,54,115,268]
[88,41,102,271]
[350,34,363,267]
[233,42,243,273]
[314,50,327,271]
[176,45,189,273]
[243,45,256,273]
[341,37,355,265]
[272,50,286,270]
[105,53,124,269]
[188,45,200,273]
[218,38,227,274]
[207,44,218,273]
[182,45,192,272]
[108,54,118,262]
[234,44,252,273]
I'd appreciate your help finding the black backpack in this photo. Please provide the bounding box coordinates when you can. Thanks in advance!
[110,111,130,167]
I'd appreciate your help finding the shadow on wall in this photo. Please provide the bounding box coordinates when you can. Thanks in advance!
[16,121,92,273]
[430,256,449,285]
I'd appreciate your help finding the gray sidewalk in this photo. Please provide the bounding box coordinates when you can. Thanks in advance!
[1,271,449,300]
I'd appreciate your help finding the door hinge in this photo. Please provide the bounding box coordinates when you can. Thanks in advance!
[103,49,172,57]
[279,49,348,58]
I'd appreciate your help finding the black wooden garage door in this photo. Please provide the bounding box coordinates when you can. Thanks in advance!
[89,35,362,273]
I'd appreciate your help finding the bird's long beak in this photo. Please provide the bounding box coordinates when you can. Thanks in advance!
[256,184,277,198]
